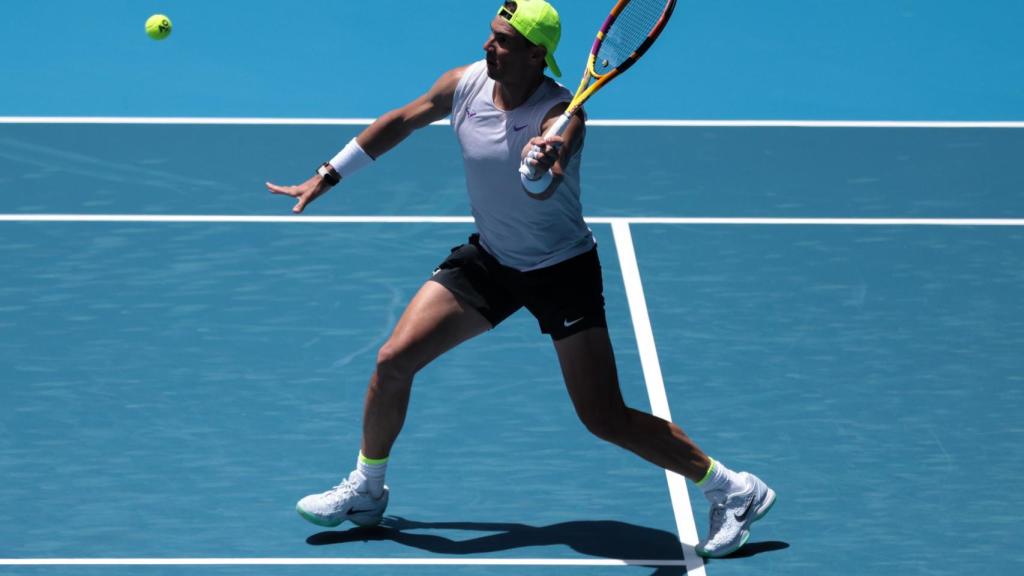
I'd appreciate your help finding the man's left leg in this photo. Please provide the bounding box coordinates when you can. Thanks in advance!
[553,326,776,558]
[552,326,711,478]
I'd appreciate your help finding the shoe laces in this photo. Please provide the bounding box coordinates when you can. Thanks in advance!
[709,502,726,530]
[706,490,728,535]
[324,477,359,499]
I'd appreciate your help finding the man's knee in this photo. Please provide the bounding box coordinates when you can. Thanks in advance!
[578,407,631,443]
[374,339,417,385]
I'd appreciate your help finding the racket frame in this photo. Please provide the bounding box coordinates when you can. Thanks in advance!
[520,0,677,193]
[564,0,677,118]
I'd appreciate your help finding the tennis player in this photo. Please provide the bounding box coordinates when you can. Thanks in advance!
[267,0,774,559]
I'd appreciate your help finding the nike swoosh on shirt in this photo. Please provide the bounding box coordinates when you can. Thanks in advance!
[563,317,584,328]
[467,110,478,118]
[513,124,528,131]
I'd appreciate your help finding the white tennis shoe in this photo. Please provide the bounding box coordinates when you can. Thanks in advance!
[696,471,776,558]
[296,471,389,528]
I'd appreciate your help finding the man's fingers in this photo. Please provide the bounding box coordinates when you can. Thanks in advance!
[530,136,563,148]
[266,182,300,197]
[528,144,558,167]
[268,179,324,214]
[293,188,323,214]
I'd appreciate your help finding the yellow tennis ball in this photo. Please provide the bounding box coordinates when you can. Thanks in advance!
[145,14,172,40]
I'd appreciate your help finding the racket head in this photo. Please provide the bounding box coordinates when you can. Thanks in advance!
[562,0,676,116]
[592,0,676,77]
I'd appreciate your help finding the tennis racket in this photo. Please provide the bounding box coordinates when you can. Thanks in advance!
[520,0,677,195]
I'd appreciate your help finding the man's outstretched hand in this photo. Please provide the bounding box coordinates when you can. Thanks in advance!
[266,175,330,214]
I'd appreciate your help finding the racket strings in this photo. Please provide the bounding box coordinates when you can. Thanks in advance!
[597,0,670,70]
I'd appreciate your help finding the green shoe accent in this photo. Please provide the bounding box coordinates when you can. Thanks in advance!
[296,504,342,527]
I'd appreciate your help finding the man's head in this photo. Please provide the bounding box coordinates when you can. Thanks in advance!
[484,0,562,81]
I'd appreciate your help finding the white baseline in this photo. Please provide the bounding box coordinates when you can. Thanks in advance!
[0,558,689,567]
[1,214,1023,226]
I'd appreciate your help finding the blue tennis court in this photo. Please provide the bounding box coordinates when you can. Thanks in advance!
[3,122,1023,576]
[3,1,1024,576]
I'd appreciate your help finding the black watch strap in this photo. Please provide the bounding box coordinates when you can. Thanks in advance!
[317,162,341,186]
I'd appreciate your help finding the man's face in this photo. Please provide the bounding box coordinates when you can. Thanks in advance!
[483,16,540,81]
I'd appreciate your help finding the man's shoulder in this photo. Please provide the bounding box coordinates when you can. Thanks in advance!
[454,60,488,83]
[542,74,573,101]
[437,61,485,94]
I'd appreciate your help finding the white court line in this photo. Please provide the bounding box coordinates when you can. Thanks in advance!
[2,116,1024,128]
[0,117,380,125]
[1,214,1023,226]
[0,214,476,224]
[612,221,706,576]
[0,558,688,567]
[599,217,1024,226]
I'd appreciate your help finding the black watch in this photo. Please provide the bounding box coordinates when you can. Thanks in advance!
[316,162,341,186]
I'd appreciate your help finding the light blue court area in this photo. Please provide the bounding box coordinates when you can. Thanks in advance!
[2,122,1024,576]
[5,0,1024,572]
[641,224,1024,575]
[3,123,1024,218]
[0,221,687,573]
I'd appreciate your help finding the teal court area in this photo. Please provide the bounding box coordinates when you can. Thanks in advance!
[1,123,1023,575]
[3,2,1024,573]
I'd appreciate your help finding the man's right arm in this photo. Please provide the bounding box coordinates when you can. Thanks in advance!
[357,66,467,159]
[267,65,467,213]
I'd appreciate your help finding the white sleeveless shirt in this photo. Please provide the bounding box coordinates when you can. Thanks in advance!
[451,60,595,272]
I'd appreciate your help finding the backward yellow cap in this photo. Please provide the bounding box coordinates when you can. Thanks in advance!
[497,0,562,77]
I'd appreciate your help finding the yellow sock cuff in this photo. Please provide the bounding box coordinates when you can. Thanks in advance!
[359,451,390,466]
[696,458,716,486]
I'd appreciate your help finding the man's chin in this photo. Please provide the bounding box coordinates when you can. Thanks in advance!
[485,61,500,79]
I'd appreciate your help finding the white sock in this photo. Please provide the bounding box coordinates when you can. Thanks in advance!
[354,451,388,499]
[696,458,741,495]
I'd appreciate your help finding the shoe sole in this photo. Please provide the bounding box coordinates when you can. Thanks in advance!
[296,505,344,528]
[696,488,777,559]
[754,487,776,522]
[295,505,386,528]
[350,514,385,528]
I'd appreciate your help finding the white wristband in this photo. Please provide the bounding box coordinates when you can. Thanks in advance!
[328,138,374,178]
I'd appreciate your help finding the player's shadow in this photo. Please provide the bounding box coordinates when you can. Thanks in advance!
[307,517,788,574]
[710,539,790,559]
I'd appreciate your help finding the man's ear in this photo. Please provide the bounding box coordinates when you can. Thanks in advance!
[531,44,548,68]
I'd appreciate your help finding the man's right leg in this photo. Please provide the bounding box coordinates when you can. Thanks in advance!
[297,280,491,528]
[362,279,492,459]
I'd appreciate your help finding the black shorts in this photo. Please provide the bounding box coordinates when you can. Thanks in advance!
[429,234,607,340]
